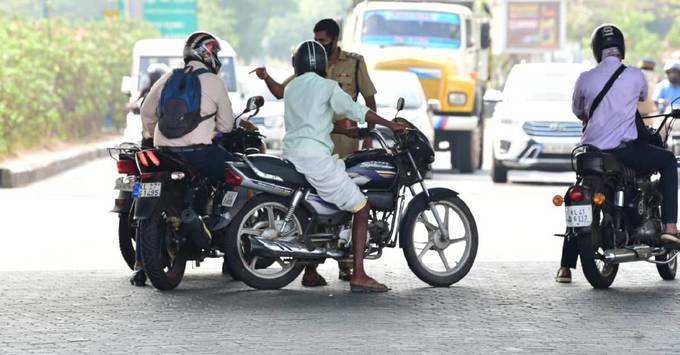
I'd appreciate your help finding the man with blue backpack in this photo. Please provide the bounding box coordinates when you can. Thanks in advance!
[141,31,253,182]
[133,31,253,286]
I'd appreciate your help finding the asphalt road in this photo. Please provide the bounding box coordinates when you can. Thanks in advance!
[1,153,679,354]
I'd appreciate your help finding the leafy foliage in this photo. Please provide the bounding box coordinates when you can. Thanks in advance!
[0,18,157,156]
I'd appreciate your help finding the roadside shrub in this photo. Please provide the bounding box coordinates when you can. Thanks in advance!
[0,18,157,157]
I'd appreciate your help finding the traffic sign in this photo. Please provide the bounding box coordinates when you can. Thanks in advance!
[143,0,197,37]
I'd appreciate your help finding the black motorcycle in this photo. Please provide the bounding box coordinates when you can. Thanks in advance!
[556,103,680,289]
[109,143,142,270]
[133,96,268,290]
[222,98,479,290]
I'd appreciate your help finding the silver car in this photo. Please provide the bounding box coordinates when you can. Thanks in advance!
[487,63,590,183]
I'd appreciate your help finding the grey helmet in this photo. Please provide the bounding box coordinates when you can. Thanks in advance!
[292,40,327,78]
[183,31,222,74]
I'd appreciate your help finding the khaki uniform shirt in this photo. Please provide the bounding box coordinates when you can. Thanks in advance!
[282,49,377,157]
[141,61,235,147]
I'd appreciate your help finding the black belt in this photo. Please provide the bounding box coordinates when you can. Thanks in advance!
[158,144,211,152]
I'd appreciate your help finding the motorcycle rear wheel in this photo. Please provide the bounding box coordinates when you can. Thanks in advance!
[223,195,305,290]
[401,190,478,287]
[139,218,186,291]
[577,207,618,289]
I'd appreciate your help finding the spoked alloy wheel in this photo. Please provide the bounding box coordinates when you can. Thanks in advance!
[224,195,305,290]
[139,217,187,291]
[656,250,678,280]
[577,207,618,289]
[402,190,478,287]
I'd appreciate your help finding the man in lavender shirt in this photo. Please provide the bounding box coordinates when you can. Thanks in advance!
[556,24,679,283]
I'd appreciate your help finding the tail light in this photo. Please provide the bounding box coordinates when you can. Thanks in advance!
[140,172,155,181]
[568,186,584,202]
[146,150,161,166]
[137,151,149,167]
[117,159,137,175]
[225,168,243,186]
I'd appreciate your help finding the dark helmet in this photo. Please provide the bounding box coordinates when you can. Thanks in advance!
[183,31,222,74]
[590,24,625,63]
[292,40,327,78]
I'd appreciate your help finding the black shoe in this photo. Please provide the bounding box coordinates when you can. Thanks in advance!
[130,269,147,287]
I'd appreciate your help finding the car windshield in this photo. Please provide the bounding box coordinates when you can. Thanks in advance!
[504,68,581,102]
[362,10,461,49]
[138,56,237,92]
[372,74,423,109]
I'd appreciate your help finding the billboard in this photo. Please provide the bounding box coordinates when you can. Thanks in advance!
[493,0,566,54]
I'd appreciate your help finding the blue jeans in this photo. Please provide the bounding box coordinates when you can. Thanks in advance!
[176,144,234,183]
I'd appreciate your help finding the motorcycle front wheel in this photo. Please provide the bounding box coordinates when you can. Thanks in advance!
[401,189,478,287]
[656,251,678,280]
[118,213,136,270]
[139,218,187,291]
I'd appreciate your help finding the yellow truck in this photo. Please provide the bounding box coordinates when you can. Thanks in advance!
[342,0,491,172]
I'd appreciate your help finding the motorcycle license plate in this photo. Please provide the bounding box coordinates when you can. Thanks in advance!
[565,205,592,227]
[221,191,238,207]
[133,182,161,198]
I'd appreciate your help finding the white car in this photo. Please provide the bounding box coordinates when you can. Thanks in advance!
[237,67,291,149]
[367,70,435,147]
[487,62,590,183]
[120,38,242,143]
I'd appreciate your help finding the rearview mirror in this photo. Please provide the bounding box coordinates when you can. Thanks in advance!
[483,89,503,103]
[247,96,265,111]
[396,97,405,111]
[120,76,133,96]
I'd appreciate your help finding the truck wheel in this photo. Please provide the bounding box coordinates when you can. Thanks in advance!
[451,130,480,173]
[491,152,508,183]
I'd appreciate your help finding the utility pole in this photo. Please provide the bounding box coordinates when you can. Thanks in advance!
[42,0,50,18]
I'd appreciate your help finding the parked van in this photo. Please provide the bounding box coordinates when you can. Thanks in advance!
[120,38,241,142]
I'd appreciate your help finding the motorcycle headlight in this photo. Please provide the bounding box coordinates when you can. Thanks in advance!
[447,92,467,106]
[264,116,283,128]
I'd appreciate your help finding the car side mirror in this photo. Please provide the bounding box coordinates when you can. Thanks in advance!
[427,99,441,113]
[121,76,133,96]
[483,89,503,103]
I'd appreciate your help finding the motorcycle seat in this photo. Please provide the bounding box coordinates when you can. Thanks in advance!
[246,154,312,188]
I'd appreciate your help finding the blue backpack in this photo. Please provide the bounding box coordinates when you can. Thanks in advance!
[157,67,216,139]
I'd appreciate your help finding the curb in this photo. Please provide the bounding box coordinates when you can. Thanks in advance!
[0,141,118,188]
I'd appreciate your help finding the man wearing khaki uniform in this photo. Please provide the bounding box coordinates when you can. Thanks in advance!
[254,18,377,284]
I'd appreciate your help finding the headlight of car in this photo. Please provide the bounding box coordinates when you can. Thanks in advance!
[447,92,467,106]
[264,116,283,128]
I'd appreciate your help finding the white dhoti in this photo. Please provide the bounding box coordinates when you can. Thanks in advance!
[284,153,367,213]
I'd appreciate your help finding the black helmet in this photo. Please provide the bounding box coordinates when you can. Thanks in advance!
[292,40,327,78]
[147,63,171,86]
[590,24,625,63]
[183,31,222,74]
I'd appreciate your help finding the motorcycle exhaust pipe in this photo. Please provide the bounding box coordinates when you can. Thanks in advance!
[247,236,341,259]
[603,245,652,263]
[180,209,212,250]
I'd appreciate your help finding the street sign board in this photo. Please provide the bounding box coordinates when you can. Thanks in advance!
[143,0,197,37]
[493,0,566,54]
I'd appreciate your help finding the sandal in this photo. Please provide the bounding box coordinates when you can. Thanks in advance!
[350,279,389,293]
[555,268,571,283]
[301,274,328,287]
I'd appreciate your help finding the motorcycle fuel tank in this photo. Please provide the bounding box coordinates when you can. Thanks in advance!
[344,150,398,190]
